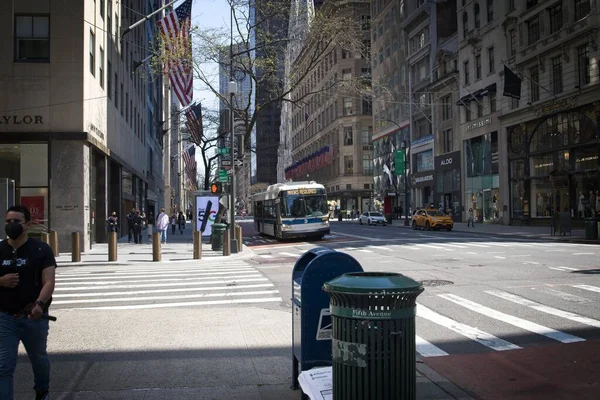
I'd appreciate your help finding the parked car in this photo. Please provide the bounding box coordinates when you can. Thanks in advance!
[359,211,387,226]
[412,209,454,231]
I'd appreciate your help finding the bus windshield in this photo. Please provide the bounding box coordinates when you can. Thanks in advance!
[281,192,328,218]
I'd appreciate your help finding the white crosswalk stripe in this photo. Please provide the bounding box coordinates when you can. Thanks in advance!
[53,262,282,310]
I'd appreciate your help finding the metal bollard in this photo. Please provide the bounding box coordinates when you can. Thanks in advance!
[49,230,59,257]
[193,231,202,259]
[108,232,118,261]
[152,232,161,261]
[235,225,243,252]
[71,232,81,262]
[40,232,50,244]
[223,230,231,256]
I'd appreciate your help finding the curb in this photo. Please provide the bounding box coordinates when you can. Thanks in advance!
[416,359,477,400]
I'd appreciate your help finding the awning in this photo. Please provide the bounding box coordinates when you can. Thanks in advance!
[456,83,497,105]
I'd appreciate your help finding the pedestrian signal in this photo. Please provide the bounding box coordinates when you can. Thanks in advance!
[210,182,222,194]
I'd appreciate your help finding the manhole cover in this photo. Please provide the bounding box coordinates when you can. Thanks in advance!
[420,279,453,287]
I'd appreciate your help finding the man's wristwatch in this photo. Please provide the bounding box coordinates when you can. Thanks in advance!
[35,300,46,309]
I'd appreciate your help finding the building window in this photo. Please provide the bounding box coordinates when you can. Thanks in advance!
[577,45,591,86]
[342,68,352,80]
[475,54,481,80]
[442,129,453,153]
[344,126,353,146]
[474,3,480,29]
[508,29,516,57]
[462,12,468,38]
[15,15,50,61]
[477,101,483,118]
[362,155,373,175]
[99,47,104,88]
[489,91,496,113]
[551,56,563,94]
[361,15,370,30]
[465,104,472,122]
[343,98,353,115]
[125,93,129,123]
[508,0,515,11]
[114,73,118,108]
[107,62,112,98]
[487,0,494,22]
[463,60,470,85]
[510,98,519,110]
[344,156,354,175]
[416,149,433,172]
[527,15,540,46]
[360,126,371,145]
[488,46,495,73]
[548,3,562,34]
[120,83,124,116]
[107,1,112,36]
[442,95,452,120]
[574,0,591,21]
[89,30,95,75]
[529,65,539,102]
[100,0,105,19]
[361,97,372,115]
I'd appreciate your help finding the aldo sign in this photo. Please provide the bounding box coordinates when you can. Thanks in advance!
[435,150,460,172]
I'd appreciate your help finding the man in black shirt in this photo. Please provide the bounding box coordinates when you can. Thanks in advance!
[0,205,56,400]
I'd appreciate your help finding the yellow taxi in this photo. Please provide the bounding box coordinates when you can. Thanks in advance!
[412,208,454,231]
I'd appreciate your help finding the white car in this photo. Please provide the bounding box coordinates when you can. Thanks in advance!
[359,211,387,226]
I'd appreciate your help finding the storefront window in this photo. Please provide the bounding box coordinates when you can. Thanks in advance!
[415,149,433,172]
[0,143,49,228]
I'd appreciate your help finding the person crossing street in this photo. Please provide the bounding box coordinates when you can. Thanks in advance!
[155,208,170,244]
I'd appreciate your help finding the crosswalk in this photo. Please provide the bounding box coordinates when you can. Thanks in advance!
[243,233,345,245]
[415,286,600,358]
[52,260,283,310]
[254,240,597,261]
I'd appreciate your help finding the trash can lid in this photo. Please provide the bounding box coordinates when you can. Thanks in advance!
[324,272,422,294]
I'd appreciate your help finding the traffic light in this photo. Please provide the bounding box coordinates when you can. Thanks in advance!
[210,182,222,194]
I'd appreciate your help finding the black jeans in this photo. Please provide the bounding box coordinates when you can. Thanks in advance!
[171,224,176,234]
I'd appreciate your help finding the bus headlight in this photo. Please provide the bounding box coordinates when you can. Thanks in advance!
[323,220,329,225]
[281,224,292,231]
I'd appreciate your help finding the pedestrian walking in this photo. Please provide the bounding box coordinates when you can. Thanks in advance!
[170,213,177,235]
[467,208,475,228]
[126,208,136,243]
[156,208,170,244]
[106,211,119,233]
[0,205,57,400]
[133,210,143,244]
[177,211,186,234]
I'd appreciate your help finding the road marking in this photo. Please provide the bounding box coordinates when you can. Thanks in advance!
[380,260,397,263]
[78,297,283,310]
[280,252,301,257]
[57,269,259,281]
[438,294,584,344]
[54,277,269,291]
[52,283,275,298]
[523,261,539,265]
[415,244,453,251]
[56,273,262,286]
[548,266,580,272]
[260,254,273,259]
[573,285,600,294]
[416,335,449,357]
[532,287,592,304]
[340,247,358,251]
[465,252,477,255]
[494,256,506,259]
[357,249,373,253]
[417,304,521,352]
[546,249,566,252]
[52,290,280,305]
[572,253,595,255]
[463,243,491,248]
[485,290,600,328]
[369,246,393,251]
[404,246,421,251]
[57,264,256,276]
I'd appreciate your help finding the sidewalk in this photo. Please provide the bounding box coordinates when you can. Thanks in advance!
[55,221,254,266]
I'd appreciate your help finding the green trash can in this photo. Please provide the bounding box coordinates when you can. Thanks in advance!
[584,218,598,240]
[211,223,227,251]
[323,272,424,400]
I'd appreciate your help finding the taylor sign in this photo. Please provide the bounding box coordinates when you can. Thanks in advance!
[0,115,44,125]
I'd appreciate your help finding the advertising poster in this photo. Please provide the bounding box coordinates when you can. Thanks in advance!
[195,195,219,236]
[21,196,45,224]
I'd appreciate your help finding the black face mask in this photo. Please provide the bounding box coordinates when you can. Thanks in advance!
[4,222,24,240]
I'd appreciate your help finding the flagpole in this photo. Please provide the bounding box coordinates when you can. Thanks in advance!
[228,2,239,253]
[121,0,179,45]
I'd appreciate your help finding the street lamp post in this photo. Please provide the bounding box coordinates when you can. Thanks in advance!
[228,6,238,254]
[401,140,410,226]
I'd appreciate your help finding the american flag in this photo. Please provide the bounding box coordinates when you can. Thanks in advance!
[182,145,196,171]
[157,0,193,107]
[185,103,203,143]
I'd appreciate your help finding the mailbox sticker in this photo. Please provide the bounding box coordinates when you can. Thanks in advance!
[316,308,332,341]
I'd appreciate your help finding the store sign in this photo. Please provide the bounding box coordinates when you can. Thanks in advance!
[435,151,461,172]
[89,123,105,140]
[415,175,434,183]
[0,115,44,125]
[465,118,492,132]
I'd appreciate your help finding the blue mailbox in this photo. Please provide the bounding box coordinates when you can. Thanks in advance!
[291,246,364,390]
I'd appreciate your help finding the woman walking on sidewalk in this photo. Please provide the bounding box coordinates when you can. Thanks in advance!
[170,213,177,235]
[467,208,475,227]
[177,211,186,234]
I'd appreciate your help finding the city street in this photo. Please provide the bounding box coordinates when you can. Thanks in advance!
[246,220,600,399]
[13,219,600,399]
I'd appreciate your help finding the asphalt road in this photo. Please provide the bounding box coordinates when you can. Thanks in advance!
[245,220,600,399]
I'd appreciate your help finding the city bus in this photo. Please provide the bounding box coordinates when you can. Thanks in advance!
[252,181,330,240]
